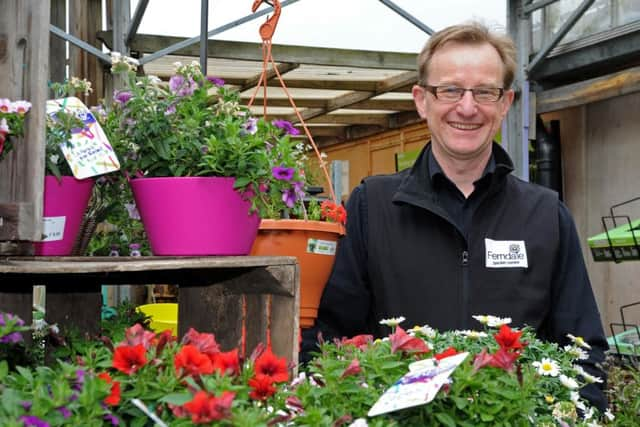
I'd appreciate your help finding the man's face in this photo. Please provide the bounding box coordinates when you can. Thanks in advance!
[412,41,514,162]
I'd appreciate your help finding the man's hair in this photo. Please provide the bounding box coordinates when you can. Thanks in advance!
[417,23,516,89]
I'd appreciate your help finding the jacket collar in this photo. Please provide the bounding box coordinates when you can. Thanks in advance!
[392,141,514,210]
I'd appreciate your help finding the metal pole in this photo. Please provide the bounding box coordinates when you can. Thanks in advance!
[126,0,149,47]
[378,0,434,35]
[200,0,209,74]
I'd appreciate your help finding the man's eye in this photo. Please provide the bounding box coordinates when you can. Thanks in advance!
[441,87,461,94]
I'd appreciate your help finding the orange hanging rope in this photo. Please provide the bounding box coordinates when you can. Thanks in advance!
[248,0,339,206]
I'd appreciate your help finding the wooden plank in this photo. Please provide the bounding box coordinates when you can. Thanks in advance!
[49,0,66,86]
[537,65,640,113]
[68,0,104,107]
[0,202,35,241]
[269,263,299,363]
[46,282,102,337]
[178,285,244,351]
[98,32,417,71]
[244,294,269,356]
[0,0,49,244]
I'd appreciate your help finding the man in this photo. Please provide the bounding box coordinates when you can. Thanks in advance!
[302,23,607,410]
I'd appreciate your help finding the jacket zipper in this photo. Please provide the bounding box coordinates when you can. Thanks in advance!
[460,249,470,329]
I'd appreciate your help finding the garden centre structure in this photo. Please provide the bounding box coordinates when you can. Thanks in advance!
[2,0,640,341]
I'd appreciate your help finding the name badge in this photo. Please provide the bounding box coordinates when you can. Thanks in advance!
[485,238,528,268]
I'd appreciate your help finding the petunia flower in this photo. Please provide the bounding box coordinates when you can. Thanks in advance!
[206,76,225,87]
[272,119,300,136]
[340,358,362,378]
[241,117,258,135]
[248,373,278,400]
[389,326,430,354]
[18,415,49,427]
[182,390,235,423]
[272,166,295,181]
[0,118,9,135]
[254,347,289,383]
[174,345,214,377]
[211,349,240,376]
[112,344,147,375]
[113,90,132,105]
[494,324,525,351]
[181,328,220,358]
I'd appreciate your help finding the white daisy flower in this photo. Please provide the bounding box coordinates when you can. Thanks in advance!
[564,344,589,360]
[411,325,437,338]
[559,374,580,390]
[532,358,561,377]
[379,316,405,327]
[486,315,512,327]
[458,330,488,339]
[573,365,603,384]
[604,409,615,421]
[567,334,592,349]
[472,314,491,325]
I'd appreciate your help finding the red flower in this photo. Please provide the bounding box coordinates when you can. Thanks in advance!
[248,374,277,400]
[434,346,459,360]
[182,390,235,424]
[212,349,240,376]
[181,328,220,359]
[119,323,155,349]
[97,372,121,406]
[389,326,430,355]
[340,334,373,351]
[174,345,214,377]
[112,344,147,375]
[320,200,347,225]
[340,358,362,378]
[494,325,525,352]
[254,347,289,383]
[488,347,520,372]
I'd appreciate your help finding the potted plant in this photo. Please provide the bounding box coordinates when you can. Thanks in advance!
[0,98,31,161]
[105,56,306,256]
[247,129,346,328]
[32,77,99,256]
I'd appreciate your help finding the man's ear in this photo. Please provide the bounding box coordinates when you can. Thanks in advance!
[412,85,428,120]
[500,89,515,117]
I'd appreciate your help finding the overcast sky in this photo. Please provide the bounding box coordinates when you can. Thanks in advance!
[133,0,507,53]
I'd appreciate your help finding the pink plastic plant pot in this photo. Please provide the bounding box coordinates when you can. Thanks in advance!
[130,176,260,256]
[33,176,95,256]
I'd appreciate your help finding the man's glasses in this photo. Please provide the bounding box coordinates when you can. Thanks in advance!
[422,85,504,103]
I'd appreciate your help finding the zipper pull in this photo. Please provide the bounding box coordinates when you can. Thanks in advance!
[461,250,469,266]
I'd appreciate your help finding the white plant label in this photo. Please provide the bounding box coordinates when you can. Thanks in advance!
[41,216,66,242]
[306,238,337,255]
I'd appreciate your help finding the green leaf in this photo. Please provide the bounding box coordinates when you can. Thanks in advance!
[233,176,250,189]
[0,360,7,380]
[434,412,457,427]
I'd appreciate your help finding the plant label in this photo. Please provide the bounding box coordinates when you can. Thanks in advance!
[41,216,66,242]
[368,352,469,417]
[306,238,336,255]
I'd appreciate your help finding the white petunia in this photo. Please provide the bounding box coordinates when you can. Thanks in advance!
[559,374,580,390]
[532,358,561,377]
[379,316,405,327]
[604,409,615,421]
[567,334,592,349]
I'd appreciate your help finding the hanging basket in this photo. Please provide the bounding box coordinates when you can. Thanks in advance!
[34,176,95,256]
[250,219,344,328]
[130,176,260,256]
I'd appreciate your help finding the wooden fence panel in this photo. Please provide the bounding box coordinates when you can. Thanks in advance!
[0,0,50,252]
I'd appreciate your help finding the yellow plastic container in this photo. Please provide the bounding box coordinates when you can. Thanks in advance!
[137,303,178,336]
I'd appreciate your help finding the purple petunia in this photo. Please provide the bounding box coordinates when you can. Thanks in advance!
[282,187,298,208]
[113,90,132,105]
[19,415,50,427]
[272,119,301,136]
[241,117,258,135]
[169,75,197,97]
[0,312,25,344]
[57,406,71,419]
[206,76,225,87]
[272,166,295,181]
[104,413,120,426]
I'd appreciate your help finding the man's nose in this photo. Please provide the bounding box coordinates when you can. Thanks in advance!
[456,90,477,115]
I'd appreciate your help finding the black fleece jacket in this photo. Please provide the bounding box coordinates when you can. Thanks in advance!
[302,142,608,411]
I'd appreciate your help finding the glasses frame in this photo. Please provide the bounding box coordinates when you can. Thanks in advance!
[421,85,505,103]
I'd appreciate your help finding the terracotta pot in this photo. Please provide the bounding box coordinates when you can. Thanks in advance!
[250,219,345,328]
[130,176,260,256]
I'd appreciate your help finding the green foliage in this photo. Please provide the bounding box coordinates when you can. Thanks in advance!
[606,360,640,424]
[104,60,313,219]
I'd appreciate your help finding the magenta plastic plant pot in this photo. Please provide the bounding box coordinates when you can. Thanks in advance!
[33,176,95,256]
[130,176,260,256]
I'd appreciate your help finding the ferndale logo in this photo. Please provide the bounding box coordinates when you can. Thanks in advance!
[485,238,528,268]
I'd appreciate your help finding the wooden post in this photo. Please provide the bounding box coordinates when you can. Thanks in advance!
[50,0,66,87]
[0,0,50,255]
[68,0,104,107]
